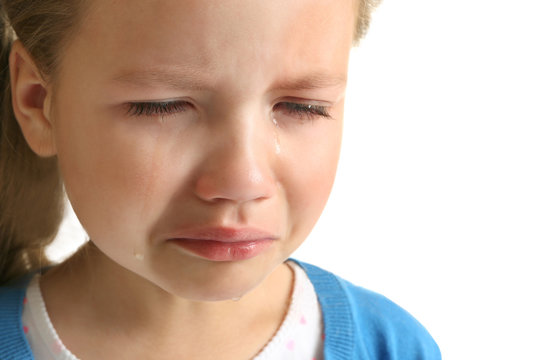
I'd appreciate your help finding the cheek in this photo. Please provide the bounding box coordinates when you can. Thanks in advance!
[281,120,343,245]
[53,107,173,242]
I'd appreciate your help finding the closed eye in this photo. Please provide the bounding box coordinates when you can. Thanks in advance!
[274,102,332,121]
[125,100,191,117]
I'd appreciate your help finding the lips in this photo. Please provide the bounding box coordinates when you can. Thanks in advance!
[166,227,277,261]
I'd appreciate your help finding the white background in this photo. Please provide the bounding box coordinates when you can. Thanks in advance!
[48,1,540,359]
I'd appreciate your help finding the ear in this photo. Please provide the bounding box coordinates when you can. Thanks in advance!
[9,40,57,157]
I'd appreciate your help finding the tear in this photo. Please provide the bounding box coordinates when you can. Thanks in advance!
[272,117,281,155]
[274,136,281,155]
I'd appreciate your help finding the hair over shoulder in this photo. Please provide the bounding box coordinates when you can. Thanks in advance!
[0,0,83,285]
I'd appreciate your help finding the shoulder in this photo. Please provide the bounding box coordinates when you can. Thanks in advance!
[290,259,441,360]
[0,274,29,318]
[338,276,441,359]
[0,275,35,359]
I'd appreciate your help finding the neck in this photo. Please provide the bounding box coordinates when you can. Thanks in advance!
[40,242,294,359]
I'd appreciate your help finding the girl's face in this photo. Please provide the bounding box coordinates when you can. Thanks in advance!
[51,0,355,300]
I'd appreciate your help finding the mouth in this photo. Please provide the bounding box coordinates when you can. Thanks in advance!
[166,227,277,262]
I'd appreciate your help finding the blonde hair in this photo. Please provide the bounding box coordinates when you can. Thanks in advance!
[355,0,381,44]
[0,0,380,285]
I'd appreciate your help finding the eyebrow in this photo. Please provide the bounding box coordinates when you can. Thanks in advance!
[111,69,347,92]
[111,69,209,91]
[271,74,348,91]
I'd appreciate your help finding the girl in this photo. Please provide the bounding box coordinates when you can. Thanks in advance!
[0,0,440,359]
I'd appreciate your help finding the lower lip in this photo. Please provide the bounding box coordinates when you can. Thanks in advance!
[169,238,274,261]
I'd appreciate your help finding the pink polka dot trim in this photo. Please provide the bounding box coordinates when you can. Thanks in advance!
[52,340,63,355]
[286,339,295,351]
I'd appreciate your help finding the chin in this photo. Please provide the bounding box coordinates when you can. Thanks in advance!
[165,275,263,302]
[148,258,273,302]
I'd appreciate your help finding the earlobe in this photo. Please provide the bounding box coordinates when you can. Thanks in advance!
[9,40,57,157]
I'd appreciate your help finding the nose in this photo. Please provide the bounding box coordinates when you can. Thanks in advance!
[193,122,276,204]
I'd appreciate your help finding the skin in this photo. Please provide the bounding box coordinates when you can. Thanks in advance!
[11,0,357,358]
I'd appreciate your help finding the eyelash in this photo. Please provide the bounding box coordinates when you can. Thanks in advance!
[274,102,331,121]
[125,100,331,120]
[126,101,190,117]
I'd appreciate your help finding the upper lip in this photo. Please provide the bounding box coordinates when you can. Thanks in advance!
[165,226,278,243]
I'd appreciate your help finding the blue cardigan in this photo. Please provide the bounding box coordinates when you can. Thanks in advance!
[0,260,441,359]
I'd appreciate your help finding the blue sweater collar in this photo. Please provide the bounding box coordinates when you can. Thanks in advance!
[290,259,354,360]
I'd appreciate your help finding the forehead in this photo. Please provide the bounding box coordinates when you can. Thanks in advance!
[66,0,355,92]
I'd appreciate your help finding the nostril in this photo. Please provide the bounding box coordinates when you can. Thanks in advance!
[194,174,221,202]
